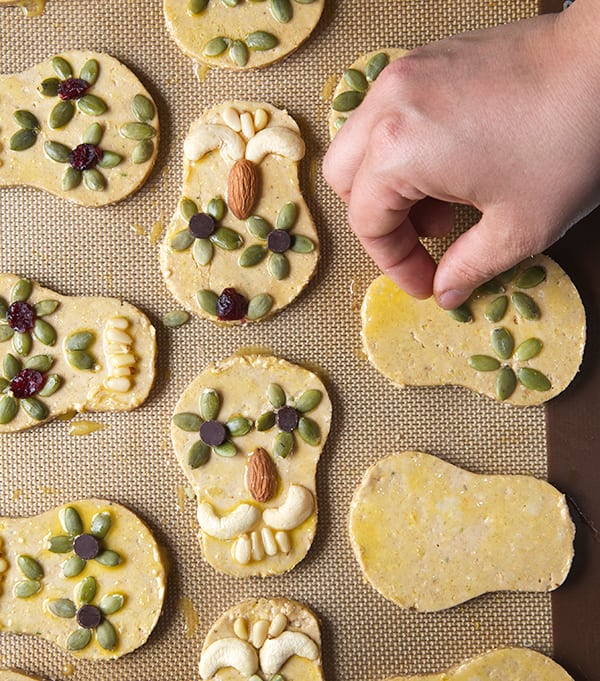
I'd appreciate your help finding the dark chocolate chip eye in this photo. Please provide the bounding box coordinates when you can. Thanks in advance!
[276,405,299,432]
[267,229,292,254]
[73,533,100,560]
[77,604,102,629]
[200,420,227,447]
[189,213,216,239]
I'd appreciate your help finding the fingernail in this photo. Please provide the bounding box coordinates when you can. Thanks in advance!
[437,289,470,310]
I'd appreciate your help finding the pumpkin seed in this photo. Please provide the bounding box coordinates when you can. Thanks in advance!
[271,0,292,22]
[173,412,202,432]
[207,197,226,221]
[239,245,267,267]
[0,298,7,319]
[226,416,252,437]
[22,398,48,421]
[268,253,290,280]
[120,122,155,140]
[511,292,540,320]
[515,265,546,289]
[188,0,209,12]
[270,676,284,681]
[343,68,369,92]
[132,139,154,164]
[247,216,272,239]
[48,535,73,553]
[99,593,124,616]
[14,580,41,599]
[79,59,99,85]
[62,556,86,577]
[222,0,239,5]
[66,350,96,371]
[44,141,70,163]
[0,396,17,424]
[17,554,43,580]
[247,293,273,320]
[0,326,14,342]
[163,310,190,328]
[333,116,346,131]
[34,299,59,316]
[180,198,198,221]
[468,354,501,372]
[83,169,106,192]
[188,440,211,468]
[484,295,508,323]
[171,230,194,251]
[298,416,320,445]
[77,576,97,604]
[38,374,61,397]
[11,278,31,302]
[267,383,286,408]
[66,331,94,351]
[256,410,276,431]
[332,90,365,112]
[274,431,294,458]
[200,388,220,421]
[193,238,214,266]
[77,94,107,116]
[517,367,551,391]
[4,354,20,379]
[90,511,112,539]
[204,37,229,57]
[50,598,77,618]
[39,77,60,97]
[51,56,72,79]
[61,506,83,535]
[496,366,517,401]
[197,290,218,315]
[491,327,514,360]
[515,337,543,361]
[211,226,243,250]
[95,549,121,567]
[82,123,103,146]
[214,441,237,457]
[0,378,7,391]
[24,354,53,372]
[9,128,37,152]
[13,331,32,356]
[295,389,322,413]
[132,94,155,122]
[62,167,82,191]
[97,619,117,651]
[291,235,314,253]
[498,265,519,283]
[33,319,56,346]
[230,40,249,66]
[67,628,92,651]
[14,109,40,130]
[49,100,75,129]
[476,279,504,296]
[277,202,297,230]
[245,31,278,50]
[448,304,472,323]
[98,151,122,169]
[366,52,389,82]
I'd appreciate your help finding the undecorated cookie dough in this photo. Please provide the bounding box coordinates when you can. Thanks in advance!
[0,0,45,15]
[362,255,585,405]
[171,354,331,577]
[0,274,156,431]
[160,101,319,324]
[0,51,159,207]
[0,499,166,659]
[199,598,324,680]
[349,451,575,611]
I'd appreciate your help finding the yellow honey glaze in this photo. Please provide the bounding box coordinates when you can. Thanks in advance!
[68,420,106,436]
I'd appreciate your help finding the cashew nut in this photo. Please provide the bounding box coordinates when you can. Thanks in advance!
[199,637,258,679]
[262,485,314,530]
[259,631,319,676]
[184,124,245,163]
[245,127,305,164]
[197,502,260,540]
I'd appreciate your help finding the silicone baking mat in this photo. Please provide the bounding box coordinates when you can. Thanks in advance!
[0,0,583,679]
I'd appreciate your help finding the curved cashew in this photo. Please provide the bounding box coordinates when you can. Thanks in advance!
[262,485,314,530]
[199,638,258,679]
[259,631,319,676]
[245,127,305,164]
[184,124,245,163]
[197,502,260,540]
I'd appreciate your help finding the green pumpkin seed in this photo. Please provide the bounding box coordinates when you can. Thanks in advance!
[52,56,72,79]
[79,59,99,85]
[66,331,94,351]
[48,535,74,553]
[448,304,472,323]
[90,511,112,539]
[13,331,32,356]
[499,265,519,283]
[343,68,369,93]
[197,290,218,316]
[256,410,276,430]
[62,556,86,578]
[4,354,20,379]
[214,441,237,457]
[162,310,190,328]
[268,253,290,280]
[246,293,273,320]
[333,116,346,131]
[188,440,211,468]
[180,198,198,221]
[82,123,103,145]
[77,576,97,604]
[485,295,508,323]
[99,593,124,616]
[11,278,32,303]
[0,298,7,319]
[34,299,59,317]
[366,52,389,82]
[295,389,322,413]
[17,554,43,580]
[44,141,70,163]
[515,337,543,362]
[21,398,48,421]
[270,675,284,681]
[226,416,252,437]
[173,412,203,432]
[496,366,517,401]
[38,374,61,397]
[24,354,53,372]
[247,216,272,239]
[14,580,41,599]
[291,235,314,253]
[67,628,92,651]
[222,0,239,5]
[298,416,320,445]
[274,431,294,458]
[120,122,156,140]
[332,90,365,112]
[39,77,60,97]
[200,388,220,421]
[515,265,546,289]
[188,0,209,13]
[132,94,156,122]
[230,40,249,66]
[0,326,14,342]
[271,0,292,22]
[0,377,7,391]
[66,350,96,371]
[96,619,117,651]
[476,279,504,296]
[468,354,501,372]
[204,37,229,57]
[49,100,75,129]
[239,244,267,267]
[83,169,106,192]
[268,383,286,408]
[210,226,243,250]
[511,292,540,320]
[491,327,514,360]
[9,128,37,152]
[207,197,226,221]
[276,202,297,231]
[61,506,83,536]
[192,238,214,266]
[98,151,123,169]
[49,598,77,618]
[62,167,82,191]
[245,31,278,50]
[33,318,56,346]
[77,94,107,116]
[95,549,121,567]
[132,139,154,164]
[14,109,40,130]
[0,396,17,424]
[170,230,194,251]
[516,367,551,392]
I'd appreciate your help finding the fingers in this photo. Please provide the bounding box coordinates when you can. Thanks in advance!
[410,198,455,238]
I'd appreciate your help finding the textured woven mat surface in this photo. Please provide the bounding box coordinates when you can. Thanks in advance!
[0,0,549,679]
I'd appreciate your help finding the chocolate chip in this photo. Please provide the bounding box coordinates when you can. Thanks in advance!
[77,604,102,629]
[189,213,216,239]
[73,533,100,560]
[276,406,299,432]
[200,420,227,446]
[267,229,292,254]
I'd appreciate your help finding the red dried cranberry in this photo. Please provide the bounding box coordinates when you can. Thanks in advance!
[216,288,248,321]
[10,369,43,399]
[6,301,35,333]
[69,144,102,171]
[58,77,89,101]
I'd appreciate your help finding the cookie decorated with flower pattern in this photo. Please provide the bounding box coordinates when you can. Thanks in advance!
[0,51,159,207]
[171,354,331,577]
[164,0,324,71]
[0,499,166,659]
[0,0,45,15]
[0,274,156,432]
[362,255,585,405]
[199,598,324,680]
[328,48,406,139]
[160,101,319,324]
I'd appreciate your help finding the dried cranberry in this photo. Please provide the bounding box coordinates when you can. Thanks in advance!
[69,144,102,171]
[216,288,248,321]
[10,369,43,399]
[58,77,89,101]
[6,301,35,333]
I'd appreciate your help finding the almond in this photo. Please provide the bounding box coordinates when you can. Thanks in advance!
[246,447,277,503]
[228,159,258,220]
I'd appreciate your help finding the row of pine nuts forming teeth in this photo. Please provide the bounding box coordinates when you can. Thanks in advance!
[233,527,291,565]
[233,612,289,647]
[102,317,137,393]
